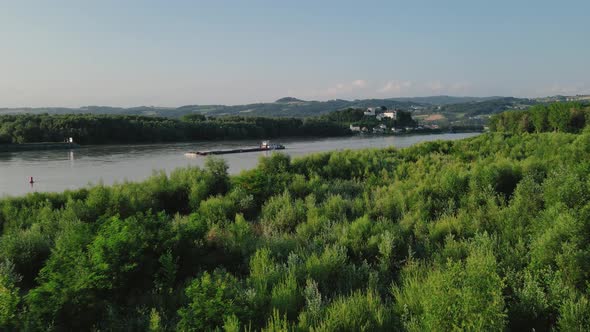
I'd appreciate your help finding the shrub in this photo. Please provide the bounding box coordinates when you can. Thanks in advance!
[178,270,251,331]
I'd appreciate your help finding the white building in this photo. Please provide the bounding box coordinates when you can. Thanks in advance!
[364,107,376,116]
[350,124,361,132]
[373,123,387,134]
[382,111,397,120]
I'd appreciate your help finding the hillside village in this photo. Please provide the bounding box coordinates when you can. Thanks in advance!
[348,106,440,134]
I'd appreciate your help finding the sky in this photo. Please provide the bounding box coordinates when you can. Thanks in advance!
[1,0,589,107]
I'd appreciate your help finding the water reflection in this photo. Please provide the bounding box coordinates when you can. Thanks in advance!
[0,153,13,162]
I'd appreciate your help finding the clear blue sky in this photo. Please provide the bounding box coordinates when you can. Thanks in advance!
[1,0,589,107]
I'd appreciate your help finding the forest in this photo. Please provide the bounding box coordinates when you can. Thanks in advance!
[0,114,350,145]
[489,102,590,134]
[1,102,590,330]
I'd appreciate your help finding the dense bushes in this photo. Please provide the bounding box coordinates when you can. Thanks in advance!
[2,127,590,330]
[489,102,590,134]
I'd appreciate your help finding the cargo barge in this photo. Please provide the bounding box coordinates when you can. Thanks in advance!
[185,141,285,156]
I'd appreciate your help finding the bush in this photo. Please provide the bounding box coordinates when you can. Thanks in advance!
[178,270,251,331]
[304,290,393,331]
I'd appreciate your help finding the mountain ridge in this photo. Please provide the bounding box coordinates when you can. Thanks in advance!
[0,95,537,118]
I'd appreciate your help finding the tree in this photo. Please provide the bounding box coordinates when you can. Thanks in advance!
[205,157,230,195]
[178,270,251,331]
[530,105,549,133]
[548,103,571,132]
[0,260,21,330]
[394,242,506,331]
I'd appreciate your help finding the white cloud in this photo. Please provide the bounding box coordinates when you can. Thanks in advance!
[426,81,445,94]
[299,79,478,101]
[352,79,367,88]
[448,82,472,94]
[319,79,369,97]
[378,80,413,95]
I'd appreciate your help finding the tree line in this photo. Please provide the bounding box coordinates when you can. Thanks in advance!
[2,121,590,329]
[489,102,589,134]
[0,113,351,145]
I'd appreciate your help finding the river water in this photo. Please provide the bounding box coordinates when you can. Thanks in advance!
[0,133,479,197]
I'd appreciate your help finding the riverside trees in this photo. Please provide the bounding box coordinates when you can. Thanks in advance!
[0,113,350,145]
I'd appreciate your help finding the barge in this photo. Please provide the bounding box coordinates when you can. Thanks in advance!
[185,141,285,156]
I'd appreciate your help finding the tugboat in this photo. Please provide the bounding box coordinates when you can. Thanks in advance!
[185,140,285,156]
[259,140,285,151]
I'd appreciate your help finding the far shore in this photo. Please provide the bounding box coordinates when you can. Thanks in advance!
[0,129,484,153]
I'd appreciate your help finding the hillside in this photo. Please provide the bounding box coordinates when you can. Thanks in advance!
[388,95,505,105]
[0,96,536,119]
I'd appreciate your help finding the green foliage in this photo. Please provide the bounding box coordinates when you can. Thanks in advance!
[261,191,306,234]
[557,295,590,331]
[3,127,590,330]
[205,157,230,195]
[0,113,350,146]
[0,260,21,330]
[178,269,251,331]
[304,290,393,331]
[490,101,588,134]
[270,272,302,320]
[148,308,163,332]
[262,309,292,332]
[393,241,506,331]
[0,224,51,288]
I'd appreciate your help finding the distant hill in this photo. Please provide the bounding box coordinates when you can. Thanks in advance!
[0,99,421,118]
[439,97,537,116]
[0,96,537,119]
[275,97,304,103]
[390,95,504,105]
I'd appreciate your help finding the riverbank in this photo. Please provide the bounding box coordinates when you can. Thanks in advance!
[0,142,80,152]
[0,129,484,154]
[355,127,485,136]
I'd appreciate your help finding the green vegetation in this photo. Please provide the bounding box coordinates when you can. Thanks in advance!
[2,103,590,330]
[489,102,590,134]
[0,114,350,145]
[439,97,536,116]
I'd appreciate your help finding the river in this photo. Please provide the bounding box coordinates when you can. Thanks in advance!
[0,133,479,197]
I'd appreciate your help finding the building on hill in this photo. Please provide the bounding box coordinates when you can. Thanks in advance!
[349,124,361,132]
[566,95,590,101]
[382,111,397,120]
[364,107,376,116]
[373,123,387,133]
[376,110,398,121]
